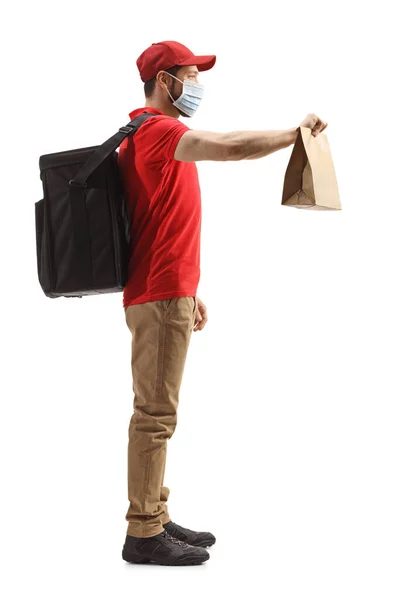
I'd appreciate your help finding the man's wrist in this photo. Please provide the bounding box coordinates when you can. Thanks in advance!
[287,127,298,145]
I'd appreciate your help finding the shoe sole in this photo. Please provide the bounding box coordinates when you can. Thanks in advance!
[122,548,209,566]
[194,538,216,548]
[122,548,210,567]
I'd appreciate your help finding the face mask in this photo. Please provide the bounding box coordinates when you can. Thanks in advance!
[164,72,205,118]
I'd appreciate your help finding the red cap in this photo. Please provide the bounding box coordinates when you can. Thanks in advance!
[137,40,216,82]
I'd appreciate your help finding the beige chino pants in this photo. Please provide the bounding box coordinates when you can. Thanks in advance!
[124,296,197,538]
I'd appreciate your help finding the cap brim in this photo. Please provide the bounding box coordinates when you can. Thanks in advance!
[179,55,216,72]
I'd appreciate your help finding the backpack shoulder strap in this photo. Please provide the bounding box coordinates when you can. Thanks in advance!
[70,112,159,188]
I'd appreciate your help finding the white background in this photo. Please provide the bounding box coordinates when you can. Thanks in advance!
[1,0,400,598]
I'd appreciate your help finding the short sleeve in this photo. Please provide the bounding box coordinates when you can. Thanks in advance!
[137,116,190,164]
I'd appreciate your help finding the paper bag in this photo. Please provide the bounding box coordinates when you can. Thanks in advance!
[282,126,341,210]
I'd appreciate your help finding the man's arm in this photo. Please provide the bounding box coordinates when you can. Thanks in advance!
[174,127,298,162]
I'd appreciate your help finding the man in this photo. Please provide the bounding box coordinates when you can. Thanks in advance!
[119,40,328,567]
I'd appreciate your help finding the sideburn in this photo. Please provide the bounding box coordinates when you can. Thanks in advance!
[170,77,178,101]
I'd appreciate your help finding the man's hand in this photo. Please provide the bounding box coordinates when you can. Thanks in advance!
[193,296,208,332]
[300,113,328,137]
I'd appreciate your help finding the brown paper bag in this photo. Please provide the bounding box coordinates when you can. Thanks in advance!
[282,126,341,210]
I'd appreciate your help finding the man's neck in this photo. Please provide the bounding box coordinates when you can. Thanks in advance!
[144,99,180,119]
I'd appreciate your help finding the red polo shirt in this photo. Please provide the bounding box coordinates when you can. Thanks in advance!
[118,107,202,308]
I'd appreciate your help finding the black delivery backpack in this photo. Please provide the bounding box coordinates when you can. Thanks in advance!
[35,111,159,299]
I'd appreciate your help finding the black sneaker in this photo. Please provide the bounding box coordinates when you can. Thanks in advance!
[122,530,210,566]
[163,520,216,548]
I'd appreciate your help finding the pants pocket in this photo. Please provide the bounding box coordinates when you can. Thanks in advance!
[163,298,175,315]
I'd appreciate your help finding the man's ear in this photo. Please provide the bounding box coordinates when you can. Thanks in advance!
[156,71,168,93]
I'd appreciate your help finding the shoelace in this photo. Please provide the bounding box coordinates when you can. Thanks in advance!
[162,530,189,548]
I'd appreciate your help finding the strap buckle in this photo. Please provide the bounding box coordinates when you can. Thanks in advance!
[69,180,87,188]
[119,126,135,134]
